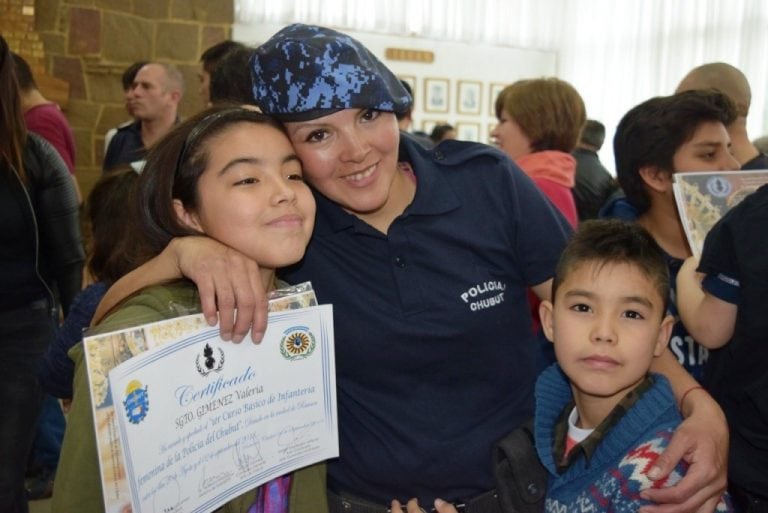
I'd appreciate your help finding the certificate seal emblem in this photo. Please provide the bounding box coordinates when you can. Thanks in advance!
[706,176,732,198]
[196,342,225,376]
[280,326,316,360]
[123,380,149,424]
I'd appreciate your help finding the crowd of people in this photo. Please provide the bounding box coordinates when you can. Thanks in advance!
[1,21,767,513]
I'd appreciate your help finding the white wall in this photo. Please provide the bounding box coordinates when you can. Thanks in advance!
[233,22,556,144]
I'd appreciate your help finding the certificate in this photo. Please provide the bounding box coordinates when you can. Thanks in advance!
[109,305,337,513]
[673,170,768,256]
[83,283,323,512]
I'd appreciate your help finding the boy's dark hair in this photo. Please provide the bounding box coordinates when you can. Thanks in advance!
[579,119,605,150]
[122,61,149,91]
[614,89,737,214]
[210,46,255,105]
[430,123,454,142]
[85,167,140,284]
[10,52,35,90]
[552,219,670,316]
[200,40,246,75]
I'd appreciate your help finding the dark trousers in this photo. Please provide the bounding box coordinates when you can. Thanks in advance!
[28,393,65,474]
[0,301,52,513]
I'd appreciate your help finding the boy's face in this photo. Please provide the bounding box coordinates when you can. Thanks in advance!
[672,121,739,172]
[539,261,673,407]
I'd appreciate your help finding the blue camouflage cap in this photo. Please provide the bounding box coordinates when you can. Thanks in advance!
[251,24,412,121]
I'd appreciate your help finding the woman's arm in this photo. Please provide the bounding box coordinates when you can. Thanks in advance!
[676,257,737,349]
[32,135,84,314]
[641,350,728,513]
[92,236,269,343]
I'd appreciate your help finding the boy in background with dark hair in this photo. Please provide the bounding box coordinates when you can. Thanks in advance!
[104,61,148,152]
[602,90,740,383]
[198,40,246,106]
[12,52,80,204]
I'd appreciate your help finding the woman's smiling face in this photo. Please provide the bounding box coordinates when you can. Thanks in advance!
[284,108,404,218]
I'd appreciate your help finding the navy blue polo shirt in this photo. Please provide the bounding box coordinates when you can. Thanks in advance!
[103,121,146,172]
[281,136,572,504]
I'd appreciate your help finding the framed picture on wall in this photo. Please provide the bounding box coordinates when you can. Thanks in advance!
[457,81,482,115]
[456,122,480,142]
[398,75,416,99]
[489,82,506,116]
[424,78,450,113]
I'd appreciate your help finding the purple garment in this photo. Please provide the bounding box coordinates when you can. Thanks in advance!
[248,476,292,513]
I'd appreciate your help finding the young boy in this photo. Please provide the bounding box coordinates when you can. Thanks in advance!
[677,183,768,511]
[535,219,732,512]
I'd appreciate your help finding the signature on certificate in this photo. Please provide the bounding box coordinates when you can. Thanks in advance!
[198,465,235,495]
[277,425,311,447]
[234,435,265,473]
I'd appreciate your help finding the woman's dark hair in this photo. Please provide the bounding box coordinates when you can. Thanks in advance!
[133,104,287,264]
[85,167,140,284]
[614,89,737,214]
[0,34,28,181]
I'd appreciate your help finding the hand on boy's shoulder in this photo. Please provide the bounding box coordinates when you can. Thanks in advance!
[619,429,686,490]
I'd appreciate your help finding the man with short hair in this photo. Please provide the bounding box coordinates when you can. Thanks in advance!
[104,61,148,152]
[12,52,81,203]
[572,119,617,220]
[103,62,184,172]
[676,62,768,170]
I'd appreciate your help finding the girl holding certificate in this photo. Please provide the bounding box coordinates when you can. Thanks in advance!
[54,106,325,513]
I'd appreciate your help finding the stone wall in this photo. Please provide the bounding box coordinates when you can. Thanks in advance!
[1,0,234,196]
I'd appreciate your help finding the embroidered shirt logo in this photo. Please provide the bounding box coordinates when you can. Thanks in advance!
[460,280,507,311]
[280,326,316,360]
[123,380,149,424]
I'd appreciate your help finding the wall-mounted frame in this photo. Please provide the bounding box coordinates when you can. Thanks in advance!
[398,75,416,100]
[457,80,482,115]
[456,122,481,142]
[424,78,450,113]
[489,82,506,117]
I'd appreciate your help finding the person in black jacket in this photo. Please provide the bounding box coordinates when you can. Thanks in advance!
[572,120,618,221]
[0,35,83,513]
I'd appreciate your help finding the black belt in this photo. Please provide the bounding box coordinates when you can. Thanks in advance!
[328,489,502,513]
